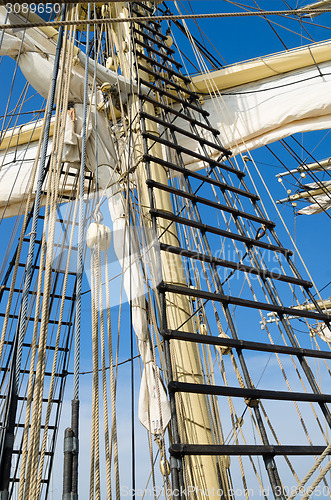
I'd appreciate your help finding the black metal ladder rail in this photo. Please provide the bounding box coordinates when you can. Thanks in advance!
[159,244,312,288]
[146,178,275,228]
[140,109,230,155]
[137,52,189,83]
[139,92,219,134]
[150,207,292,256]
[143,154,259,201]
[131,6,331,498]
[134,11,287,498]
[140,78,209,116]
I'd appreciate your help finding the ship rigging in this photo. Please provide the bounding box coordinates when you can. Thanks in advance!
[0,1,330,499]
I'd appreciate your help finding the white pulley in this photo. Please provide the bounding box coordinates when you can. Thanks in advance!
[165,35,173,48]
[86,223,111,252]
[199,323,208,335]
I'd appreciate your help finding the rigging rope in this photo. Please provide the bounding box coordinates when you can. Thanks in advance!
[1,8,331,31]
[288,442,331,499]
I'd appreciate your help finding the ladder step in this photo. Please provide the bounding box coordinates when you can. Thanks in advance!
[11,450,52,456]
[0,395,60,403]
[41,191,74,201]
[15,423,56,429]
[134,1,155,13]
[135,39,178,67]
[22,238,42,244]
[134,20,168,41]
[143,132,235,174]
[141,111,226,154]
[60,170,79,178]
[168,380,331,403]
[1,287,75,300]
[0,312,72,326]
[151,208,292,256]
[132,2,156,15]
[138,64,197,98]
[133,26,175,54]
[162,329,329,359]
[143,154,259,201]
[0,367,67,377]
[10,478,49,483]
[17,263,77,276]
[3,340,69,352]
[140,78,209,116]
[147,180,274,228]
[22,239,79,248]
[137,53,189,83]
[140,93,219,135]
[159,282,330,321]
[170,444,331,457]
[132,7,161,20]
[159,244,312,288]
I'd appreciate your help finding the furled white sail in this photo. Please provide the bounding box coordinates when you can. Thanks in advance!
[2,6,331,167]
[0,7,135,103]
[177,60,331,166]
[298,194,331,215]
[298,0,331,18]
[296,180,331,214]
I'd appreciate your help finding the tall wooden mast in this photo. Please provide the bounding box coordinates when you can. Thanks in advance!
[109,1,228,496]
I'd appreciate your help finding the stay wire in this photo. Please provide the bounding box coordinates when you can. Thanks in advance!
[2,8,331,31]
[162,1,225,69]
[289,135,331,179]
[128,6,135,496]
[266,145,331,219]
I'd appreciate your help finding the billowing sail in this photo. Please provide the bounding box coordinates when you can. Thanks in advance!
[199,61,331,155]
[182,40,331,162]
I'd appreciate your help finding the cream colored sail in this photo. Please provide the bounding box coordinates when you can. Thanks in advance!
[2,9,331,184]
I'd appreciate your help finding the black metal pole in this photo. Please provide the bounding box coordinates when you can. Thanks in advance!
[71,398,79,499]
[63,428,74,499]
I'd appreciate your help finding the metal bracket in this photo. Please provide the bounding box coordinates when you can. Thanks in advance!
[170,455,182,472]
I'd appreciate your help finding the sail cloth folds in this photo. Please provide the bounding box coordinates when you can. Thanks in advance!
[101,156,171,434]
[298,194,331,214]
[175,60,331,166]
[296,180,331,215]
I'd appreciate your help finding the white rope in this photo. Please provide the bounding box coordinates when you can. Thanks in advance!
[301,458,331,499]
[288,443,331,499]
[2,8,331,31]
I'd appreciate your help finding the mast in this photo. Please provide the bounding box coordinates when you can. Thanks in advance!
[110,1,228,496]
[110,4,331,500]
